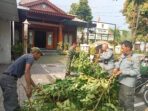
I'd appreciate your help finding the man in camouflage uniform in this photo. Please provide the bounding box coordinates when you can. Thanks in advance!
[65,43,77,76]
[113,40,140,111]
[99,43,114,74]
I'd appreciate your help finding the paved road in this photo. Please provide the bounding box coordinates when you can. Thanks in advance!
[0,55,147,111]
[135,95,148,111]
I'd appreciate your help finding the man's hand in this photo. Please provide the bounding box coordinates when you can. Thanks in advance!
[112,68,122,77]
[25,64,32,98]
[26,87,32,98]
[112,68,119,74]
[31,78,36,88]
[117,70,122,75]
[114,70,122,76]
[99,49,102,54]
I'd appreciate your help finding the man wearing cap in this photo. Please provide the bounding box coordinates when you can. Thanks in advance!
[0,47,43,111]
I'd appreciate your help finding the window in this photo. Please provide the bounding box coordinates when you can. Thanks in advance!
[64,34,68,44]
[48,34,52,45]
[69,35,73,45]
[102,34,108,40]
[29,31,33,45]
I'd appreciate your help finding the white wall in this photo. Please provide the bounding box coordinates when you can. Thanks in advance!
[0,20,11,64]
[96,23,109,29]
[96,23,109,34]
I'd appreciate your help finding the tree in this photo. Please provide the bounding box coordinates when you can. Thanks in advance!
[123,0,148,41]
[109,28,131,43]
[77,0,93,21]
[109,28,121,43]
[69,0,93,22]
[69,3,78,15]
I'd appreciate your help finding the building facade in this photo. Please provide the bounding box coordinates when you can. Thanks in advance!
[95,22,114,41]
[15,0,89,51]
[0,0,18,64]
[87,22,114,42]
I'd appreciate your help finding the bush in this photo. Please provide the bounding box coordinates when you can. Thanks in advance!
[11,43,23,60]
[57,42,70,55]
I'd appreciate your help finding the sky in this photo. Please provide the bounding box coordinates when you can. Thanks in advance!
[17,0,129,30]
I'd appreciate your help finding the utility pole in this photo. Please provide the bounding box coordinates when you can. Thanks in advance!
[86,22,89,44]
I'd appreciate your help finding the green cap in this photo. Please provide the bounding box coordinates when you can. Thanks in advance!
[31,47,43,56]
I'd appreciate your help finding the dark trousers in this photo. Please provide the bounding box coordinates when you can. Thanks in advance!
[0,74,20,111]
[119,84,134,111]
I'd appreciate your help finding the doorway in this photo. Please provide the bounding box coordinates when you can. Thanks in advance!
[34,31,46,48]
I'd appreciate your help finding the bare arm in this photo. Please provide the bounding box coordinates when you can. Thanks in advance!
[25,64,36,87]
[25,64,32,89]
[31,78,36,87]
[25,64,35,98]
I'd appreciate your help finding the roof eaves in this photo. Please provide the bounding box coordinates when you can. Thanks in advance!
[17,5,30,10]
[29,9,74,19]
[20,0,67,15]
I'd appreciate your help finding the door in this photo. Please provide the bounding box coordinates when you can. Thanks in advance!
[34,31,46,48]
[46,32,53,49]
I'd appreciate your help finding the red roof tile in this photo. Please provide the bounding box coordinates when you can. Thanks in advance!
[20,0,74,19]
[29,9,74,19]
[20,0,66,14]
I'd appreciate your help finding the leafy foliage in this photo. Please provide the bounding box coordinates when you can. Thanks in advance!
[71,52,107,78]
[69,0,93,21]
[11,42,23,60]
[69,3,78,15]
[123,0,148,40]
[22,76,120,111]
[11,42,23,55]
[109,28,131,43]
[57,42,70,55]
[22,52,121,111]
